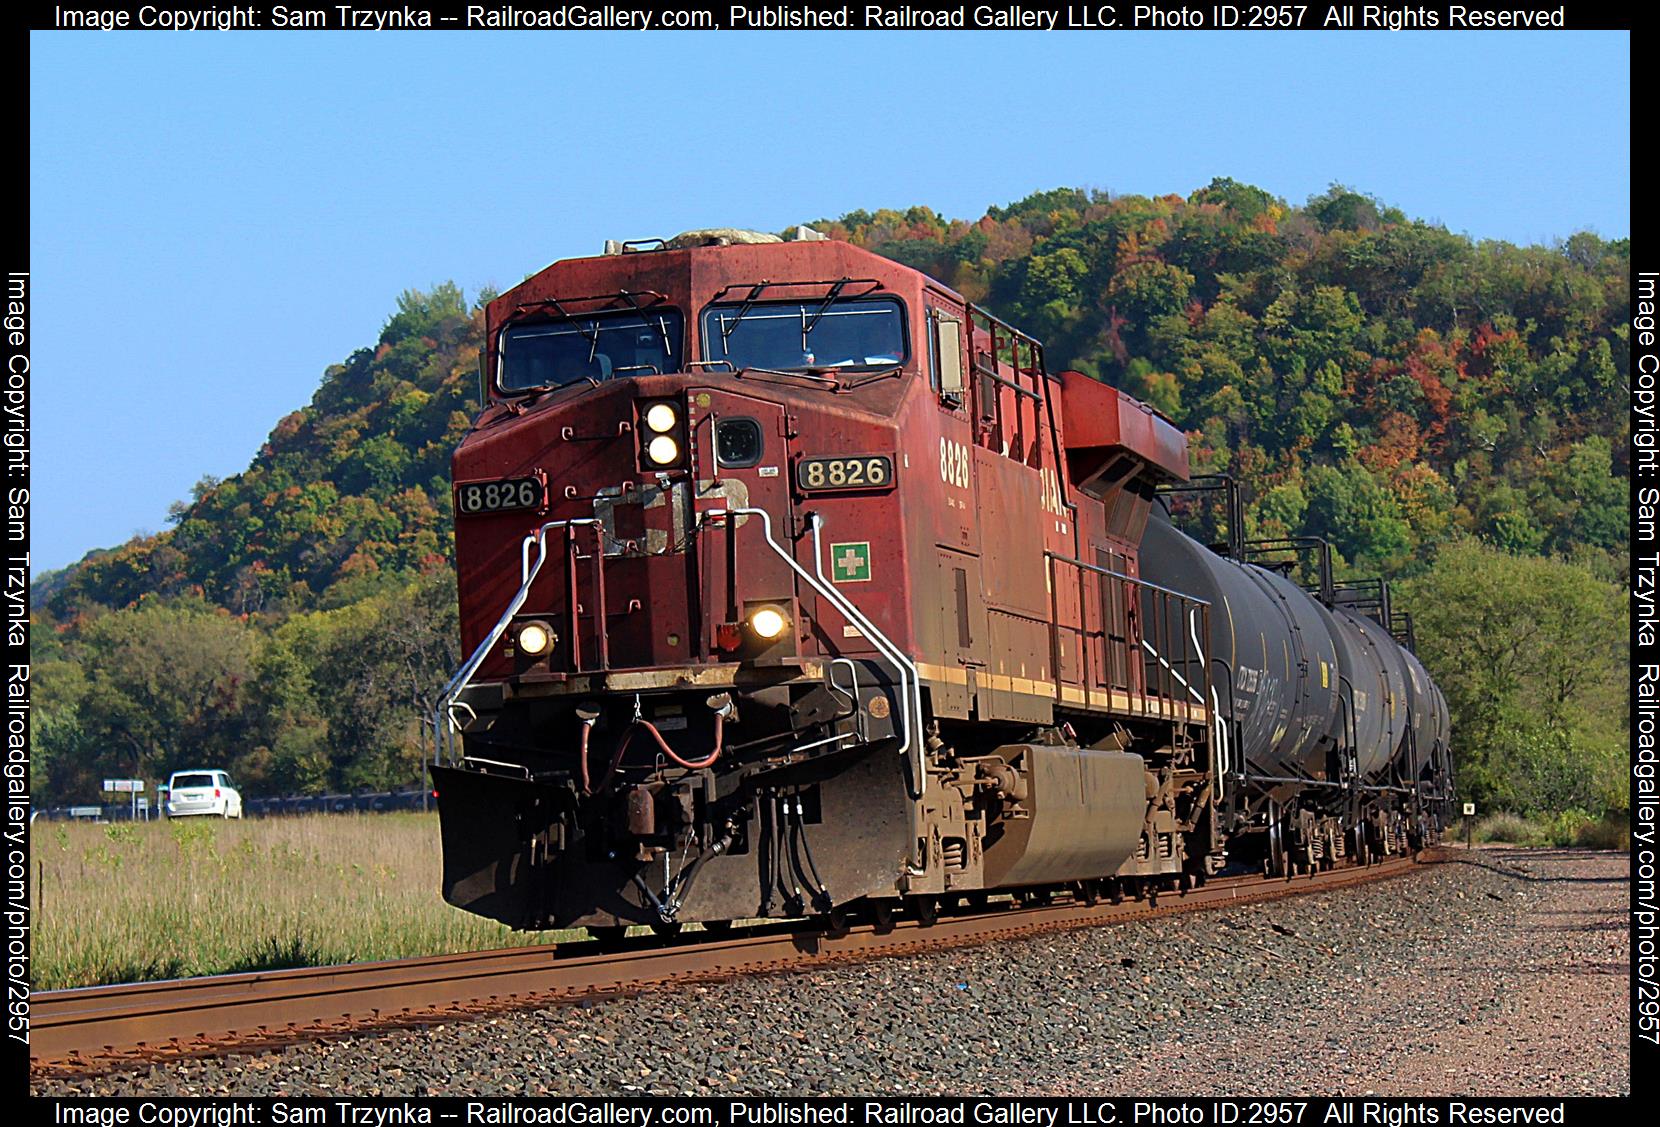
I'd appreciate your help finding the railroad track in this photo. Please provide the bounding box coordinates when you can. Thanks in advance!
[30,850,1440,1077]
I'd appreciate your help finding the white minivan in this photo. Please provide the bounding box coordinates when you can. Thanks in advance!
[165,770,243,819]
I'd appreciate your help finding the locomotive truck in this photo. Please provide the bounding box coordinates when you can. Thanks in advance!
[431,227,1452,935]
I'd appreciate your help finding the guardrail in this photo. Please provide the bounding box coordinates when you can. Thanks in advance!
[32,787,431,822]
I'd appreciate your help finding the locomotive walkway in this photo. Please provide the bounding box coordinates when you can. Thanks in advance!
[31,852,1436,1077]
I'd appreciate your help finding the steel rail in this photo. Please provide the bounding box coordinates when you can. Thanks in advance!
[30,851,1440,1076]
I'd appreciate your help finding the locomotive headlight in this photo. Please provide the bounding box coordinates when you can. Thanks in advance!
[516,621,554,656]
[644,403,678,433]
[646,434,680,465]
[748,606,789,640]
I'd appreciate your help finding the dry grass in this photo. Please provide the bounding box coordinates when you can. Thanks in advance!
[31,813,571,990]
[1472,810,1630,850]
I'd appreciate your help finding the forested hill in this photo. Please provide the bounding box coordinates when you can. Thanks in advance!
[812,183,1628,570]
[32,181,1630,821]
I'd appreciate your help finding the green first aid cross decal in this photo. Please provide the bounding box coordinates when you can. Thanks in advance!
[830,541,872,583]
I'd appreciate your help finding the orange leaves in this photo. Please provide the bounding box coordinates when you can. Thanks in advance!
[1357,411,1423,473]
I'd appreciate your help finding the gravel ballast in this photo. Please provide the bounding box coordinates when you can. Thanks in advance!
[37,847,1629,1097]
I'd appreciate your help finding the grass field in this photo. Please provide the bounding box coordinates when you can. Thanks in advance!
[30,812,569,990]
[1471,811,1630,850]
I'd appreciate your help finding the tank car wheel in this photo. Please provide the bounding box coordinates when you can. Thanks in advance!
[701,920,733,935]
[911,895,939,926]
[823,908,850,939]
[965,891,990,913]
[1358,827,1374,866]
[1107,879,1124,905]
[650,921,683,939]
[1077,880,1100,907]
[1145,881,1159,909]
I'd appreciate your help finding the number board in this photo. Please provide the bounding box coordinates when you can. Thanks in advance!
[796,455,894,493]
[456,476,545,516]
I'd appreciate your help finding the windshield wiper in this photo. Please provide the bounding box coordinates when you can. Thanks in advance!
[719,282,773,346]
[617,289,673,355]
[801,277,852,348]
[536,294,601,355]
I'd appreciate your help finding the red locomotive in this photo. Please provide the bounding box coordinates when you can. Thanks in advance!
[432,229,1451,934]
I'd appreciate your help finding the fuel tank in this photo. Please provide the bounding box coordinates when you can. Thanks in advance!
[977,743,1147,888]
[1140,512,1340,781]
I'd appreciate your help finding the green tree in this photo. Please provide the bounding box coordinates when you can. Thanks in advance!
[1399,541,1626,818]
[74,599,265,787]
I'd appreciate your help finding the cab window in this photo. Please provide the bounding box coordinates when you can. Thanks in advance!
[703,297,906,372]
[499,310,683,392]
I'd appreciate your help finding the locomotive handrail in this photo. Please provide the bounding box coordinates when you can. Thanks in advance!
[810,512,926,801]
[1041,552,1210,606]
[975,363,1043,401]
[1045,550,1211,719]
[1139,639,1205,705]
[705,507,925,801]
[1042,551,1215,717]
[434,518,602,765]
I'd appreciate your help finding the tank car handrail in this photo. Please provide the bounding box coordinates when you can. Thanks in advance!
[434,517,602,765]
[1042,551,1211,606]
[706,506,925,804]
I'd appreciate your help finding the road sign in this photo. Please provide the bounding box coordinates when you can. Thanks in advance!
[1463,802,1476,816]
[102,779,145,793]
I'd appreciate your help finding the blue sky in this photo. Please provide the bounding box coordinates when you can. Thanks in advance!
[29,30,1630,575]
